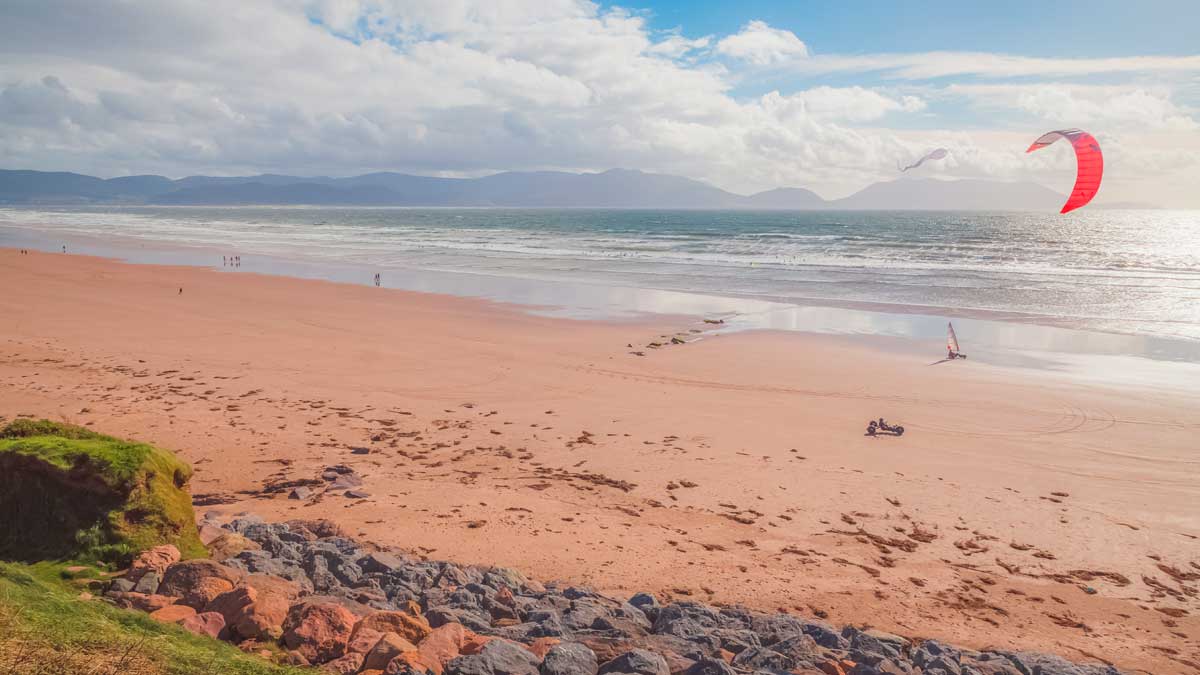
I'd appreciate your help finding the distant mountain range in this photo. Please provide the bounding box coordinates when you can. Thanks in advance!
[0,167,1080,210]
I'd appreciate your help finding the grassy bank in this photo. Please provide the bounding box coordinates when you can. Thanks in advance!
[0,560,307,675]
[0,419,205,563]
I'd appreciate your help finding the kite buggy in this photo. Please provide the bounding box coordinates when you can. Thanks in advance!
[947,322,967,360]
[866,418,904,437]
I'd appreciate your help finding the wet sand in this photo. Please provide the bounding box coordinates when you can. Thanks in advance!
[1,248,1197,673]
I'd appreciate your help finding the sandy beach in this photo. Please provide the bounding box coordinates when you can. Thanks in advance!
[1,248,1197,673]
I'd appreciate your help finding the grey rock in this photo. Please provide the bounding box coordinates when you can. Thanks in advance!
[350,446,371,454]
[731,646,794,672]
[652,603,721,646]
[359,551,406,574]
[132,571,160,595]
[330,473,364,490]
[345,489,371,499]
[770,633,819,662]
[627,593,660,623]
[107,577,135,595]
[448,639,541,675]
[681,658,736,675]
[289,486,312,500]
[541,642,599,675]
[597,649,669,675]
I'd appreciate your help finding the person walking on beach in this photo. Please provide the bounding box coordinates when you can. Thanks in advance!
[374,272,381,287]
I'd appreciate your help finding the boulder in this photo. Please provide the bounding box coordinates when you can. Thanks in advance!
[283,601,359,664]
[417,622,475,675]
[204,583,291,641]
[363,632,421,671]
[681,659,735,675]
[132,571,161,595]
[361,551,407,574]
[179,611,228,640]
[149,604,198,623]
[541,642,599,675]
[207,532,262,561]
[322,653,366,674]
[350,627,388,654]
[354,610,433,644]
[106,577,135,595]
[127,545,181,584]
[109,592,177,613]
[597,650,670,675]
[730,646,793,672]
[527,637,562,660]
[158,559,243,609]
[447,639,541,675]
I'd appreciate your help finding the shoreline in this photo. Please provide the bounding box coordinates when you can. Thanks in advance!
[2,247,1198,672]
[5,223,1200,387]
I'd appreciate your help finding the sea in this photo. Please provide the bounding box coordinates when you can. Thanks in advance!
[3,206,1199,382]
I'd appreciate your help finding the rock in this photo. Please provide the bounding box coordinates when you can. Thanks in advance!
[109,592,177,613]
[447,639,541,675]
[283,601,359,664]
[198,523,227,545]
[322,653,366,674]
[205,583,291,641]
[681,659,735,675]
[541,642,599,675]
[771,634,820,662]
[350,627,388,655]
[361,551,407,574]
[651,604,721,648]
[351,446,371,455]
[730,646,793,672]
[417,622,474,675]
[527,637,562,660]
[149,604,198,623]
[179,611,228,639]
[132,571,161,595]
[291,486,314,500]
[346,489,371,499]
[158,559,243,609]
[363,632,420,671]
[207,532,262,561]
[330,474,364,490]
[354,610,433,644]
[388,651,440,675]
[106,577,135,595]
[598,650,669,675]
[127,545,181,584]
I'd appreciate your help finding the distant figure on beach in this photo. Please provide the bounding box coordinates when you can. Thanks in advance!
[178,287,183,294]
[62,245,66,253]
[223,256,227,266]
[374,273,381,287]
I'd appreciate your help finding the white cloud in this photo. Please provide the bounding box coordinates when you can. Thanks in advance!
[949,83,1199,131]
[793,52,1200,80]
[761,87,926,123]
[715,20,808,66]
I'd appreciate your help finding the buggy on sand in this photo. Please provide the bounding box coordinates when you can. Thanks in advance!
[866,418,904,436]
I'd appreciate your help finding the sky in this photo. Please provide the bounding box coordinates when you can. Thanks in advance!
[1,0,1199,206]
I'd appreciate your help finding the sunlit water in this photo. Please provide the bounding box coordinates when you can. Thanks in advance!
[3,206,1199,381]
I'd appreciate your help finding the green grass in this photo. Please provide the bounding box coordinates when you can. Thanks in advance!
[0,560,310,675]
[0,419,206,564]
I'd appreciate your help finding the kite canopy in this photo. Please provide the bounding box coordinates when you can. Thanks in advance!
[1026,129,1103,214]
[900,148,948,172]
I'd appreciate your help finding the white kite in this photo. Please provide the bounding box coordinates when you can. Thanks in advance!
[900,148,948,172]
